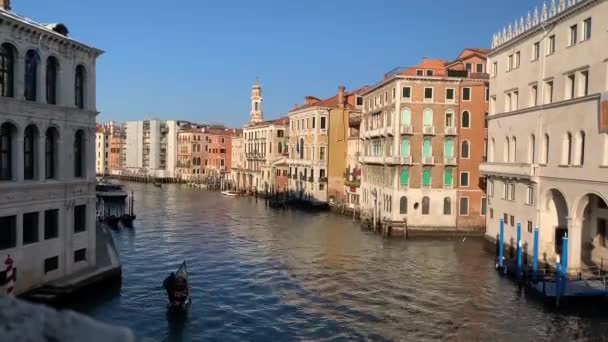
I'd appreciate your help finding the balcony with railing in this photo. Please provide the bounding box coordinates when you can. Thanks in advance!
[444,126,457,136]
[479,162,539,179]
[400,155,413,165]
[423,126,435,135]
[422,156,435,165]
[384,156,401,165]
[361,155,384,164]
[444,156,457,165]
[400,125,413,135]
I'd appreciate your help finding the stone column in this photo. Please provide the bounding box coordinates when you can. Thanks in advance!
[37,59,46,105]
[14,53,25,100]
[15,137,24,182]
[38,138,45,181]
[568,217,582,272]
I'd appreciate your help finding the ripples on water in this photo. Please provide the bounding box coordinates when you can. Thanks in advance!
[66,183,608,341]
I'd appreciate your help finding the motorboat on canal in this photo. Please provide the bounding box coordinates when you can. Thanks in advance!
[221,190,239,197]
[164,261,191,310]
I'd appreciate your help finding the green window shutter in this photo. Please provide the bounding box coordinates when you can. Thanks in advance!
[444,168,453,186]
[423,139,431,157]
[401,138,410,157]
[423,169,431,187]
[400,168,409,186]
[401,109,411,126]
[423,109,433,126]
[444,139,453,158]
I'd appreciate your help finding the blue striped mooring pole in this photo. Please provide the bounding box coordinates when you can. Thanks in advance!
[562,233,569,295]
[499,218,505,268]
[533,227,539,281]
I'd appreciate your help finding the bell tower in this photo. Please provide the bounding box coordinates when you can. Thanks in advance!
[250,78,263,124]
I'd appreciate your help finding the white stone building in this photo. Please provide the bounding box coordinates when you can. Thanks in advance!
[482,0,608,271]
[230,134,244,185]
[0,2,102,293]
[124,119,178,178]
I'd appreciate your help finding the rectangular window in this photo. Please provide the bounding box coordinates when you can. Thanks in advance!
[569,24,578,46]
[74,205,86,233]
[532,41,540,61]
[583,18,592,41]
[402,87,411,100]
[567,74,575,99]
[356,96,363,106]
[460,172,469,187]
[416,69,424,76]
[462,87,471,101]
[530,84,538,107]
[44,256,58,273]
[545,81,554,104]
[527,186,534,205]
[446,88,455,102]
[23,212,39,245]
[320,117,326,129]
[465,63,472,72]
[581,70,589,96]
[426,70,434,76]
[510,215,515,227]
[489,180,494,197]
[508,55,513,71]
[490,208,494,219]
[400,168,409,186]
[528,221,533,233]
[547,35,555,55]
[492,62,498,77]
[505,93,511,112]
[481,197,487,216]
[512,91,518,111]
[504,213,508,224]
[424,87,433,101]
[509,183,515,201]
[74,248,87,262]
[319,147,326,161]
[444,168,453,187]
[0,216,16,250]
[392,88,396,99]
[515,51,520,68]
[485,87,489,102]
[476,63,484,73]
[459,197,469,216]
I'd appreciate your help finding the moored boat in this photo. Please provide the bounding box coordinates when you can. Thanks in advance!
[221,190,239,196]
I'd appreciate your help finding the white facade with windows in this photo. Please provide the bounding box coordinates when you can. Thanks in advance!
[482,0,608,271]
[124,119,178,178]
[95,130,109,175]
[0,6,102,294]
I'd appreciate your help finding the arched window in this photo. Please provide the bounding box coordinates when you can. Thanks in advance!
[45,127,58,179]
[24,50,40,102]
[461,111,470,128]
[529,134,536,164]
[400,196,407,214]
[422,196,430,215]
[574,131,585,166]
[510,137,517,162]
[46,57,59,105]
[489,138,495,162]
[423,138,432,158]
[444,138,454,159]
[461,140,470,159]
[423,109,433,127]
[75,65,86,109]
[543,134,550,164]
[0,43,15,97]
[562,132,572,165]
[24,125,38,180]
[445,110,454,127]
[74,130,85,178]
[504,137,510,162]
[443,197,451,215]
[0,122,16,180]
[401,108,411,126]
[401,137,410,157]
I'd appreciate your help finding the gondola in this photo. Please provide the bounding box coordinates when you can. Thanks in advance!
[163,261,191,310]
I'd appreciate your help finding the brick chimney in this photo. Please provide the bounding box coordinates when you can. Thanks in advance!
[338,86,346,108]
[0,0,11,10]
[304,96,320,106]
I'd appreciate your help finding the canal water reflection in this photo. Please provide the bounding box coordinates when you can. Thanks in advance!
[68,183,608,341]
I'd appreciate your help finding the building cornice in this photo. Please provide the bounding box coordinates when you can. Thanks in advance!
[487,93,600,120]
[0,10,104,56]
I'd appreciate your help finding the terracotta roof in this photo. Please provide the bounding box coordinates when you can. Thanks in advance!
[247,115,289,128]
[291,86,368,112]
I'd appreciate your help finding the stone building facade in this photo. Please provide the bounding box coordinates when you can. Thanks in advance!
[482,0,608,270]
[359,50,488,229]
[176,128,205,181]
[124,119,178,178]
[0,4,102,294]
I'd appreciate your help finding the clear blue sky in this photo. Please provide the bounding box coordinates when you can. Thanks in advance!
[17,0,537,127]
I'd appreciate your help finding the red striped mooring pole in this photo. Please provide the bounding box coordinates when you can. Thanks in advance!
[5,255,14,295]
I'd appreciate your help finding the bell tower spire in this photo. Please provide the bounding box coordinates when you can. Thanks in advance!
[250,78,263,124]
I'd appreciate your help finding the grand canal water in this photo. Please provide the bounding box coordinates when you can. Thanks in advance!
[67,183,608,341]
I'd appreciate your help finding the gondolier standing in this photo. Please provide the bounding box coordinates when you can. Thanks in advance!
[5,255,15,296]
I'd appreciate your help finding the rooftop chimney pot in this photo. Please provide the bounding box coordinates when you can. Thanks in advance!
[338,86,346,109]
